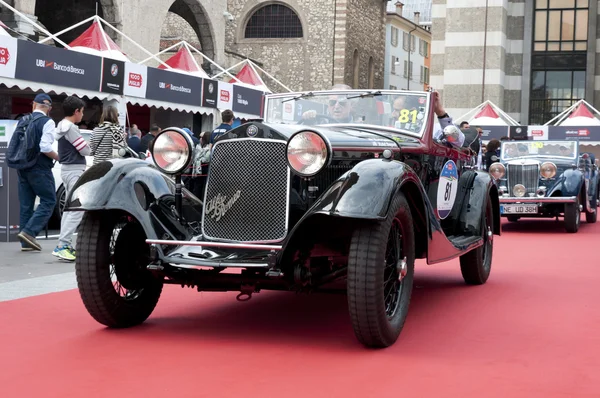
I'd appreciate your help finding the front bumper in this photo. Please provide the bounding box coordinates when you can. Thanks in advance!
[499,196,577,204]
[146,239,281,269]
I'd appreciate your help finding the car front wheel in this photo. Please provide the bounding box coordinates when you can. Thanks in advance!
[347,193,415,348]
[459,194,494,285]
[586,188,598,224]
[75,212,163,328]
[564,196,581,233]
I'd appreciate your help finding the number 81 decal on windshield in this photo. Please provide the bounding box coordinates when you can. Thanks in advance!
[437,160,458,219]
[397,109,419,123]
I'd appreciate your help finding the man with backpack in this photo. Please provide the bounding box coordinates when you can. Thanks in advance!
[7,93,58,251]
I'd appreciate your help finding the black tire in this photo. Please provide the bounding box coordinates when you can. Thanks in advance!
[347,193,415,348]
[459,194,494,285]
[51,185,66,225]
[564,195,580,233]
[506,215,519,222]
[586,206,597,223]
[586,188,598,223]
[75,211,163,328]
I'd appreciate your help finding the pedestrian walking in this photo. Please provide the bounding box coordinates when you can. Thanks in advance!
[6,93,58,251]
[89,106,127,165]
[53,96,90,261]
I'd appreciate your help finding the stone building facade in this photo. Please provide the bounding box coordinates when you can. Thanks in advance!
[225,0,386,91]
[431,0,599,125]
[1,0,387,92]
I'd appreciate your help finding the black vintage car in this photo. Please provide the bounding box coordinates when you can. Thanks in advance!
[66,89,501,348]
[489,140,598,232]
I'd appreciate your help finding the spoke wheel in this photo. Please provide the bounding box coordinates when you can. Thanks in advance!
[347,193,415,348]
[76,212,163,328]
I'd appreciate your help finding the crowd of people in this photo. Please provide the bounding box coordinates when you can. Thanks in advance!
[7,91,237,261]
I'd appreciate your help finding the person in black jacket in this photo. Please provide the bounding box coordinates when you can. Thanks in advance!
[484,139,501,171]
[140,125,161,153]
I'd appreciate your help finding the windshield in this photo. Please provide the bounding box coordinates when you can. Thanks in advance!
[264,90,430,137]
[501,140,578,160]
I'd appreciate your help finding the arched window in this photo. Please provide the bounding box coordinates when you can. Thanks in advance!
[244,4,303,39]
[368,57,375,88]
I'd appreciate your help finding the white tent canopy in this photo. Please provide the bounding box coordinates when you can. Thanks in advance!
[544,99,600,126]
[455,100,519,126]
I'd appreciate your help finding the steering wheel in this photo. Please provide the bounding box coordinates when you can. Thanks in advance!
[298,114,334,125]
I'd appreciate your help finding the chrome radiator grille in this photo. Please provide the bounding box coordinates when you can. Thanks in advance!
[202,139,289,243]
[507,164,539,196]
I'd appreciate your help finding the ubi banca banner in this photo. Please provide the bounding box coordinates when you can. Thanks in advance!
[145,67,203,107]
[15,39,102,92]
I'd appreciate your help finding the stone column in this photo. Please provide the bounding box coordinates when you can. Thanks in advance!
[332,0,348,86]
[431,0,522,122]
[0,0,38,37]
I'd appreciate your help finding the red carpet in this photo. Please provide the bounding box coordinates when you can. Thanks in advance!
[1,218,599,397]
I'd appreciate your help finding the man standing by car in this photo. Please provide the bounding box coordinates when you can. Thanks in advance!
[7,94,58,251]
[210,110,234,145]
[53,96,90,261]
[140,125,161,154]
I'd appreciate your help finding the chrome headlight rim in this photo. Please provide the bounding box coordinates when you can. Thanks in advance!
[286,130,332,177]
[513,184,527,197]
[150,127,195,175]
[540,161,557,179]
[489,162,506,180]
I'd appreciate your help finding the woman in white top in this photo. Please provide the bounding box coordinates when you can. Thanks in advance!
[90,106,126,165]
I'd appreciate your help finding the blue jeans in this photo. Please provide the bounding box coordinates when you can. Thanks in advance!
[18,166,56,238]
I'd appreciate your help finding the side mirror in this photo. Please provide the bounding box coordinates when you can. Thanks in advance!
[442,125,465,148]
[117,147,127,157]
[138,152,147,159]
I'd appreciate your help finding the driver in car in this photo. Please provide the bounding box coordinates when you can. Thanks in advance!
[559,145,572,156]
[301,84,355,123]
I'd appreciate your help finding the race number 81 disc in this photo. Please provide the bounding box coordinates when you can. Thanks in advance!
[437,160,458,219]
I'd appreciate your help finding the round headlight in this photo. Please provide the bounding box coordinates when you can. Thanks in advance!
[513,184,526,197]
[540,162,557,179]
[287,130,331,176]
[489,162,505,180]
[151,128,194,175]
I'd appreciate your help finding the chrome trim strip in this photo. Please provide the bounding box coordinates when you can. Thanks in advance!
[499,196,577,204]
[161,258,270,269]
[200,137,291,244]
[332,146,400,152]
[147,239,282,251]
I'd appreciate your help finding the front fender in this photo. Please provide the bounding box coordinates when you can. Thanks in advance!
[308,158,424,220]
[466,171,501,236]
[279,158,435,262]
[67,159,172,211]
[549,169,584,197]
[66,159,195,242]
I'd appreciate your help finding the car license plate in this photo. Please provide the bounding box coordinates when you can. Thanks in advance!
[501,204,538,214]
